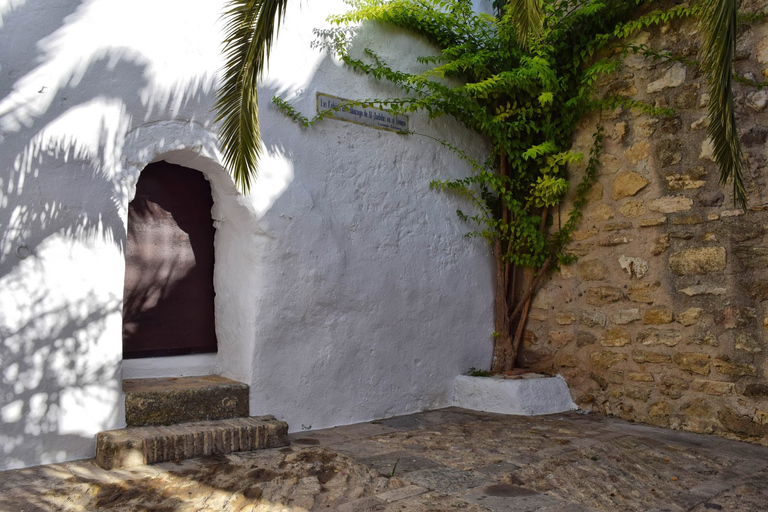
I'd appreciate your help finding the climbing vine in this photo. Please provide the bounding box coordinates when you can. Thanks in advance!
[273,0,744,372]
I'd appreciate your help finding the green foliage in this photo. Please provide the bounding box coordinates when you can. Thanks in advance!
[467,367,494,377]
[310,0,676,271]
[216,0,290,192]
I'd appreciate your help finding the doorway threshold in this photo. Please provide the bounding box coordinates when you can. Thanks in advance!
[121,353,216,379]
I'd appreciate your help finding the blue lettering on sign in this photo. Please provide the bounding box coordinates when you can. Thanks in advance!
[317,93,408,133]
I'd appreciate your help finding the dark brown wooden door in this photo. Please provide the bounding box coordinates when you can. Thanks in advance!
[122,161,217,359]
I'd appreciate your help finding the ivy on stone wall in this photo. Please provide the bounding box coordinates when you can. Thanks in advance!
[273,0,762,372]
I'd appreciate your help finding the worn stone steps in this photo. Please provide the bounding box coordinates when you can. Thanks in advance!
[96,416,289,469]
[123,375,249,426]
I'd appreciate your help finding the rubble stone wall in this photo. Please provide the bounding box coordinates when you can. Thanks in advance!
[522,6,768,444]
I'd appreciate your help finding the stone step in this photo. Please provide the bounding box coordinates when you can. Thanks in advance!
[96,416,289,469]
[123,375,249,426]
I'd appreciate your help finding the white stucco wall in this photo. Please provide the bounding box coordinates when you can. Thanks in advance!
[0,0,494,470]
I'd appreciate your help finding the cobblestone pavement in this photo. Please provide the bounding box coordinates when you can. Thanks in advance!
[2,407,768,511]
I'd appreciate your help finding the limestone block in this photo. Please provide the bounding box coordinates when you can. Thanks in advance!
[620,200,645,217]
[555,353,580,368]
[648,401,670,418]
[579,259,608,281]
[619,255,649,279]
[690,115,709,130]
[677,307,703,326]
[747,90,768,112]
[651,234,671,256]
[648,196,693,213]
[691,379,735,396]
[611,309,639,325]
[655,140,682,167]
[643,307,674,325]
[628,281,660,303]
[735,332,762,354]
[628,372,654,382]
[612,171,650,200]
[734,245,768,269]
[625,387,651,401]
[598,235,632,247]
[601,327,632,347]
[624,141,651,164]
[700,138,715,161]
[661,375,690,399]
[611,121,628,142]
[683,398,713,418]
[603,221,633,232]
[555,312,576,325]
[638,329,682,347]
[633,350,671,364]
[589,203,615,221]
[672,215,703,225]
[585,182,603,202]
[549,331,575,347]
[673,353,711,375]
[647,63,686,93]
[666,173,706,190]
[577,331,597,347]
[580,310,607,328]
[572,227,598,241]
[590,350,628,369]
[669,247,726,275]
[678,284,726,296]
[758,36,768,64]
[640,216,667,227]
[585,286,623,306]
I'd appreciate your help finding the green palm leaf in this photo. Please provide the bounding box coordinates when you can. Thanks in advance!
[215,0,289,193]
[700,0,746,208]
[502,0,543,49]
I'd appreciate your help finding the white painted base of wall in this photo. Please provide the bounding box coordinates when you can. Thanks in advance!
[121,354,217,379]
[452,374,578,416]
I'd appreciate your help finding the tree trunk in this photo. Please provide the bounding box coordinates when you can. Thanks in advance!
[491,239,512,373]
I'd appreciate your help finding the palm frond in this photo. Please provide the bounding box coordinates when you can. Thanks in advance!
[503,0,543,49]
[700,0,746,208]
[215,0,289,193]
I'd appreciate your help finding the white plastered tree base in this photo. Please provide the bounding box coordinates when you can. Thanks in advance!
[452,374,579,415]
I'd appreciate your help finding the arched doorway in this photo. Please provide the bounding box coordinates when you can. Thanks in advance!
[122,161,217,359]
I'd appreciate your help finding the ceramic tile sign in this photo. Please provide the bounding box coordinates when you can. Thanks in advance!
[317,93,409,132]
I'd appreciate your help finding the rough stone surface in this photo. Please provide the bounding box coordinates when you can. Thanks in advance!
[677,307,703,326]
[669,247,727,275]
[642,307,674,325]
[647,62,687,92]
[585,287,623,306]
[648,196,694,213]
[123,375,250,426]
[5,409,768,512]
[600,327,632,347]
[613,308,642,325]
[580,311,607,328]
[673,353,711,376]
[96,416,289,469]
[579,260,608,281]
[628,282,661,303]
[612,171,650,200]
[618,255,649,279]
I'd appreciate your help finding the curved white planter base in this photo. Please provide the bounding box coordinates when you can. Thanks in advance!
[452,374,578,416]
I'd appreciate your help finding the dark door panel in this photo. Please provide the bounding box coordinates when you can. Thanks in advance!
[122,161,217,359]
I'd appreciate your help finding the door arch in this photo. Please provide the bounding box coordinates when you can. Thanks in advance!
[122,161,217,359]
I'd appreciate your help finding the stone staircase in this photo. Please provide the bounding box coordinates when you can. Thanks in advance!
[95,375,288,469]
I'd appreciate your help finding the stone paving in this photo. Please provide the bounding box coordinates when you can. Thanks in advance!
[2,407,768,511]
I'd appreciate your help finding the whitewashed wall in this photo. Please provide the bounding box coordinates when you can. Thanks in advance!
[0,0,494,470]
